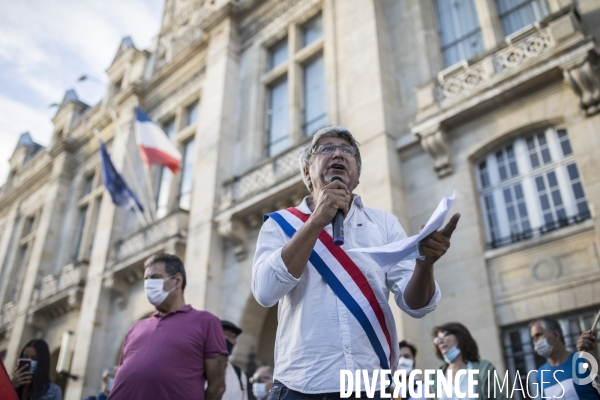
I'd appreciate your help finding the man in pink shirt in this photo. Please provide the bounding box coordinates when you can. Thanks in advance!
[109,253,228,400]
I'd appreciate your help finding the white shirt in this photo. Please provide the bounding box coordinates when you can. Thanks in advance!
[252,196,441,393]
[221,362,248,400]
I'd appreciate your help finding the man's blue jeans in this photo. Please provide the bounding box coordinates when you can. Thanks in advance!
[266,380,385,400]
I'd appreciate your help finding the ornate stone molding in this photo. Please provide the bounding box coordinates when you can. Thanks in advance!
[563,52,600,116]
[415,124,452,178]
[154,1,213,72]
[218,218,248,261]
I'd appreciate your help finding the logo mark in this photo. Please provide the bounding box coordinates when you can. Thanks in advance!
[573,351,598,385]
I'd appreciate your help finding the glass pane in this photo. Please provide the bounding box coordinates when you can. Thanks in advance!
[547,171,558,187]
[186,101,199,127]
[303,54,327,136]
[83,175,94,197]
[567,163,579,180]
[269,39,288,70]
[434,0,484,67]
[302,13,323,47]
[498,0,550,36]
[156,167,173,219]
[267,78,289,156]
[540,194,550,210]
[162,118,176,138]
[479,161,490,188]
[558,130,572,156]
[179,139,195,210]
[535,176,545,191]
[571,182,584,200]
[72,205,88,262]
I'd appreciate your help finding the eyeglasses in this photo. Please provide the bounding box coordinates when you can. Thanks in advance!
[314,144,357,157]
[224,332,238,340]
[433,331,451,345]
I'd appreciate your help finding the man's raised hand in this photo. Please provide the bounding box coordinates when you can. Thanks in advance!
[310,180,351,228]
[417,213,461,266]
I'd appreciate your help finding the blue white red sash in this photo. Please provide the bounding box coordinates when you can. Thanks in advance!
[265,207,393,369]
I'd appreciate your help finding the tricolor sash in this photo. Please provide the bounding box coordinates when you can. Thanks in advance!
[265,207,393,369]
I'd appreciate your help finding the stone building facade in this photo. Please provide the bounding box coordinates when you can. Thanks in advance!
[1,0,599,399]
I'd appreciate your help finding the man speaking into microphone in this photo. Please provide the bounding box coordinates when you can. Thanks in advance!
[252,126,460,399]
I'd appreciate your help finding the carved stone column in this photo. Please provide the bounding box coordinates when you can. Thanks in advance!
[415,123,452,178]
[564,52,600,116]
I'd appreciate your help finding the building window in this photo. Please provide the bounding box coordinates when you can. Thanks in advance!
[269,39,288,70]
[303,54,327,136]
[2,213,37,305]
[71,205,88,263]
[263,12,327,157]
[155,167,172,219]
[266,78,289,156]
[152,117,176,219]
[503,309,599,400]
[179,138,195,210]
[71,171,103,263]
[496,0,550,37]
[82,174,94,197]
[185,100,199,127]
[163,117,176,138]
[476,128,590,248]
[302,13,323,47]
[434,0,485,67]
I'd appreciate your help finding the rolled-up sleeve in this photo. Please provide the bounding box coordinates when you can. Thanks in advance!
[252,217,300,307]
[384,214,442,318]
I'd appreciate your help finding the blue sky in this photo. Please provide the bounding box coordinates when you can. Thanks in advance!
[0,0,165,184]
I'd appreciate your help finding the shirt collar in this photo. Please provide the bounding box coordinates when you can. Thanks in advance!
[296,194,363,214]
[153,304,192,318]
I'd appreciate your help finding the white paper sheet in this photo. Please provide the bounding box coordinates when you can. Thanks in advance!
[348,191,455,271]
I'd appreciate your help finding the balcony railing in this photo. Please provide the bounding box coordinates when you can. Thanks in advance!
[112,210,189,262]
[219,142,308,211]
[487,211,592,249]
[29,262,87,321]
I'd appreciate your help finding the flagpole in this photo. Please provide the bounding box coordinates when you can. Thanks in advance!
[93,128,151,227]
[109,108,157,222]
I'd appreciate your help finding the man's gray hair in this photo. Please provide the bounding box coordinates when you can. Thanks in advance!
[529,317,565,344]
[299,126,362,192]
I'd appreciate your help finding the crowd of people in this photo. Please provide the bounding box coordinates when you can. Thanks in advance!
[5,126,600,400]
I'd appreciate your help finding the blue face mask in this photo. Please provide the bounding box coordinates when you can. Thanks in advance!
[443,346,461,364]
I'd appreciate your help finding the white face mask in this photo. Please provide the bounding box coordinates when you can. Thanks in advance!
[252,383,268,400]
[397,357,414,373]
[144,276,175,307]
[534,338,554,358]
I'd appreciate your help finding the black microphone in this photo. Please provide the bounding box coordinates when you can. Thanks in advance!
[331,177,344,246]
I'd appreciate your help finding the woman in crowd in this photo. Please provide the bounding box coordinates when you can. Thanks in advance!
[11,339,62,400]
[429,322,507,400]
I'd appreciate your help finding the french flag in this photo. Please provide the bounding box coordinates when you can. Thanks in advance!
[134,107,182,173]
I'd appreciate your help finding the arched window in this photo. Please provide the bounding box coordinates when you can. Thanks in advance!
[476,127,590,248]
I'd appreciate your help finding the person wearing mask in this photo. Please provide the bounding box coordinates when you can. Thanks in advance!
[108,253,228,400]
[397,341,423,400]
[250,366,273,400]
[531,318,600,400]
[429,323,506,400]
[85,367,117,400]
[221,320,248,400]
[11,339,61,400]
